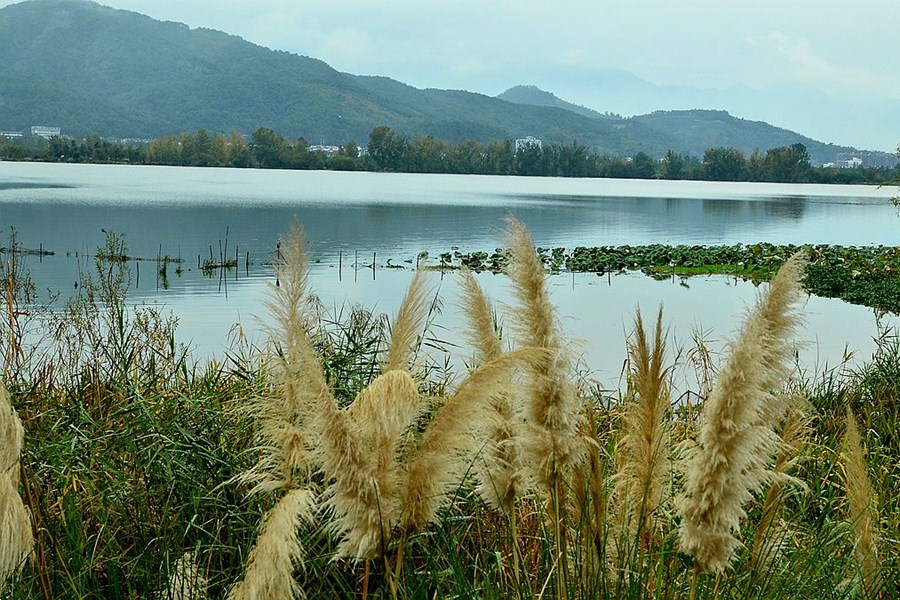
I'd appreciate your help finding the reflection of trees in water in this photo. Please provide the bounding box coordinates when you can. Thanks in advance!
[699,197,805,220]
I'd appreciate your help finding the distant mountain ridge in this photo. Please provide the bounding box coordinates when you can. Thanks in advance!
[497,85,619,120]
[0,0,884,165]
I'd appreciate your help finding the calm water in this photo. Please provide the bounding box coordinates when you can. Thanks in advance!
[1,161,898,384]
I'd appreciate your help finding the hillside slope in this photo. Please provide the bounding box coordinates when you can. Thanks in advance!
[0,0,868,163]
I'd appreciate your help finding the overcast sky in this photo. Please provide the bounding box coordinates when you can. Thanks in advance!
[5,0,900,150]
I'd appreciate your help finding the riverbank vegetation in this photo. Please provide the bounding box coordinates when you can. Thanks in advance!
[1,220,897,598]
[2,126,897,185]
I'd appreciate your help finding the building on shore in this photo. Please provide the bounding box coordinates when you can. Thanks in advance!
[31,126,61,139]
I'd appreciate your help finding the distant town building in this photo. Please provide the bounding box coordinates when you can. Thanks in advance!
[515,136,542,153]
[834,151,898,169]
[309,144,341,157]
[31,126,61,139]
[0,131,24,139]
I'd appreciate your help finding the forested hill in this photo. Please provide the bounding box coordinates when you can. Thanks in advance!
[0,0,866,163]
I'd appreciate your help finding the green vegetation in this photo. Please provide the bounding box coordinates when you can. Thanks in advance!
[3,125,898,185]
[1,1,886,165]
[429,242,900,314]
[1,223,898,598]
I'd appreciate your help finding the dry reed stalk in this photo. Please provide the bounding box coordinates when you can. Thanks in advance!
[0,382,33,590]
[163,552,207,600]
[459,269,524,513]
[840,407,881,595]
[678,253,806,573]
[749,401,809,567]
[505,217,583,502]
[400,348,545,532]
[383,270,432,373]
[227,488,315,600]
[506,216,582,599]
[614,307,672,547]
[233,223,331,494]
[319,370,420,560]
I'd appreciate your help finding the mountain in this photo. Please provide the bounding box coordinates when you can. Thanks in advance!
[497,85,617,120]
[0,0,878,165]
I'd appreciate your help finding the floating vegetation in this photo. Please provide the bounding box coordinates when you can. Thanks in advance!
[430,242,900,313]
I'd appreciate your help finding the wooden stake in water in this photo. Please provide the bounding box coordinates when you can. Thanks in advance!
[339,249,343,281]
[372,251,376,280]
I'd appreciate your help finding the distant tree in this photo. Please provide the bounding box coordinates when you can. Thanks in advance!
[454,139,484,174]
[703,147,747,181]
[340,140,360,158]
[484,140,513,175]
[368,125,408,171]
[746,149,766,181]
[227,131,252,167]
[251,127,290,169]
[662,149,686,179]
[514,143,546,176]
[631,152,657,179]
[764,143,811,182]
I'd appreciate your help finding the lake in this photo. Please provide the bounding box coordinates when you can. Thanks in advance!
[1,161,898,386]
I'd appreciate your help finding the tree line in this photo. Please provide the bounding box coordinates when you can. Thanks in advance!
[1,126,897,185]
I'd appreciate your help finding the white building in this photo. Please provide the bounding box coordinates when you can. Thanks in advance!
[515,136,542,153]
[0,131,24,138]
[31,126,61,139]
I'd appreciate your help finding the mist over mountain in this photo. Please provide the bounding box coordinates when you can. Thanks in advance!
[0,0,888,166]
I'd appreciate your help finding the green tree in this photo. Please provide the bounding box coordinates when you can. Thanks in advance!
[703,147,747,181]
[662,149,686,179]
[251,127,290,169]
[368,125,408,171]
[631,152,657,179]
[764,143,811,182]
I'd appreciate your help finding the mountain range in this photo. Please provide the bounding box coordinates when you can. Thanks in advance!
[0,0,890,166]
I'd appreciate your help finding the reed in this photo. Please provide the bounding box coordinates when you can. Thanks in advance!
[505,217,583,500]
[0,382,32,591]
[678,252,806,574]
[227,489,315,600]
[505,216,583,598]
[383,270,432,373]
[840,407,881,596]
[613,307,672,551]
[233,222,327,494]
[459,269,523,514]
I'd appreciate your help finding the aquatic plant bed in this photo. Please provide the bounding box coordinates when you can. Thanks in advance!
[437,243,900,313]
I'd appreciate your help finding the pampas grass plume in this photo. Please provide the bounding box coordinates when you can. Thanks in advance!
[841,407,881,595]
[678,253,806,573]
[384,270,432,373]
[0,382,33,590]
[459,269,523,513]
[320,370,420,560]
[614,306,671,543]
[505,216,582,498]
[227,489,314,600]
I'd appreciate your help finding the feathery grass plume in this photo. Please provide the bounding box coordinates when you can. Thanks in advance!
[233,222,331,494]
[227,488,314,600]
[0,382,32,590]
[319,370,420,560]
[459,269,523,513]
[750,400,810,567]
[400,348,545,532]
[505,216,583,499]
[383,269,432,373]
[614,307,672,547]
[678,252,806,574]
[162,552,207,600]
[840,407,881,595]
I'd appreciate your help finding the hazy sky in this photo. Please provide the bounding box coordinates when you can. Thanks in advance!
[5,0,900,150]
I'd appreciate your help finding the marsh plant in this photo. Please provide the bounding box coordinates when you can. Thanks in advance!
[0,220,897,599]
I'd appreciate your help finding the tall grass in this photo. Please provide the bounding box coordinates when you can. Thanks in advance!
[0,224,897,598]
